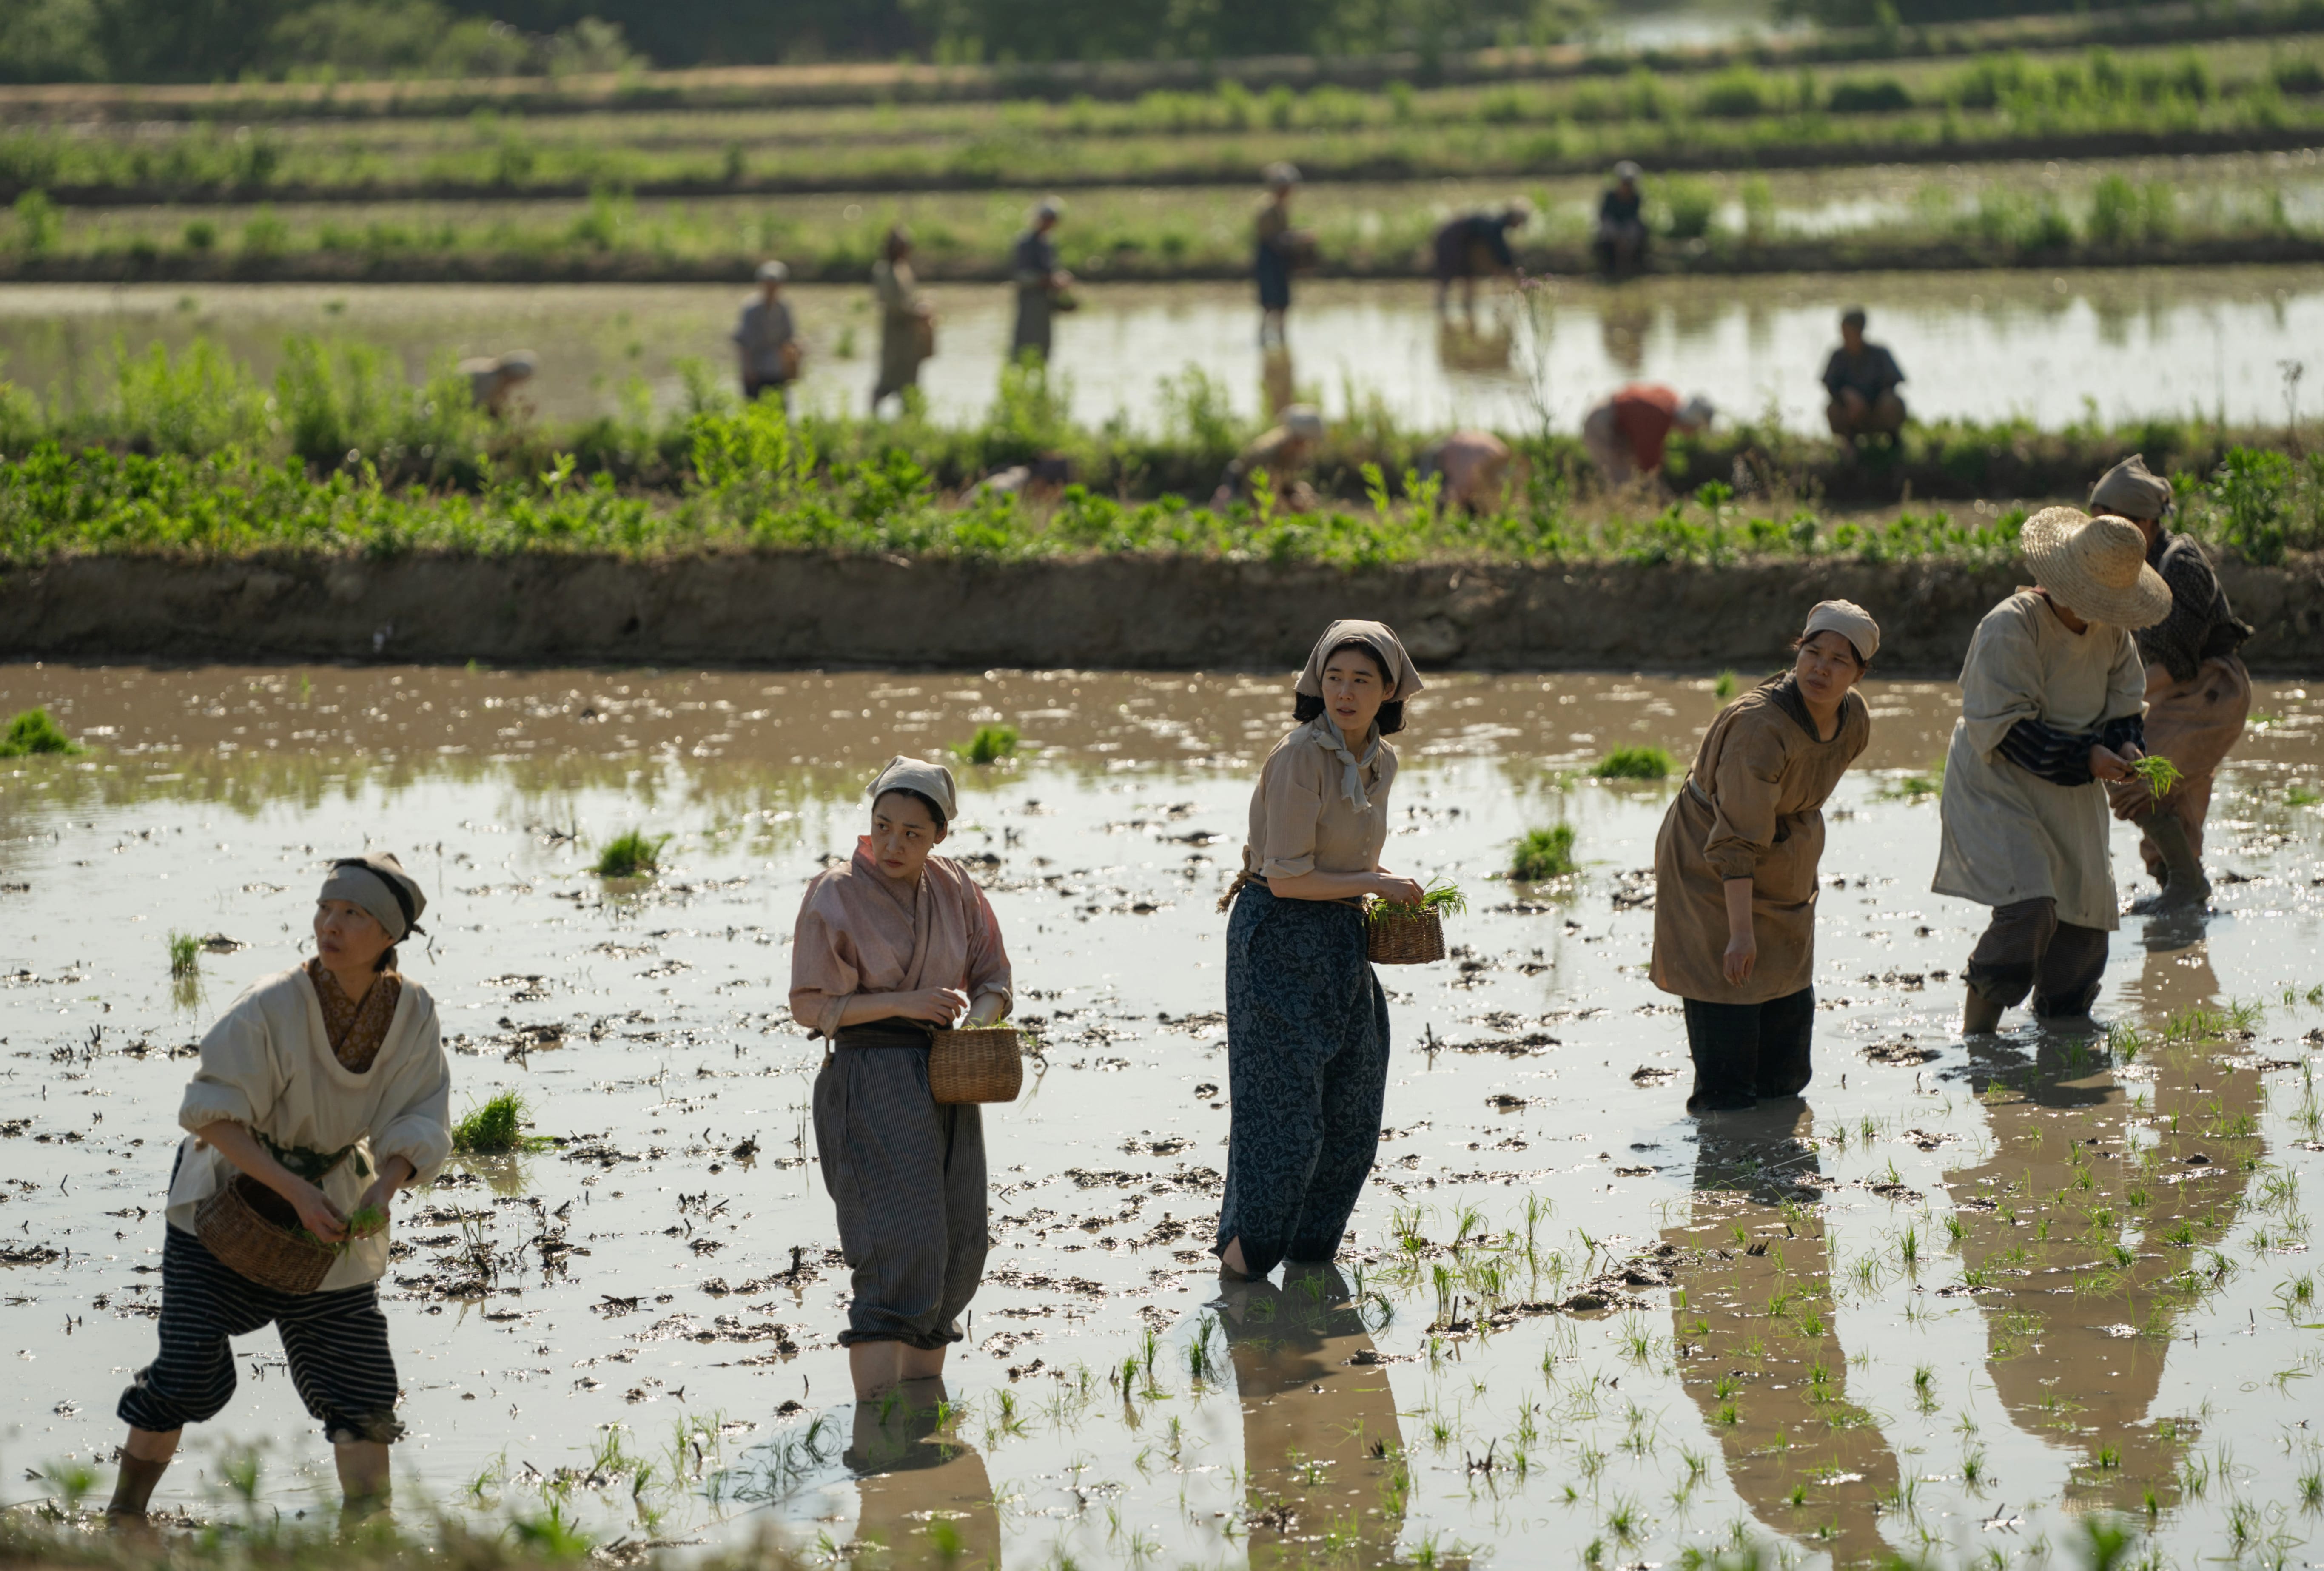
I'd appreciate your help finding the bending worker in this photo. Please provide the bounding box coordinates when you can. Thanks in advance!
[2092,455,2254,913]
[1581,383,1714,487]
[1822,307,1906,444]
[1432,202,1529,318]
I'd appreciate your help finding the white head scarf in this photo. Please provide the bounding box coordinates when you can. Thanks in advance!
[319,852,427,943]
[1293,620,1424,812]
[866,754,960,825]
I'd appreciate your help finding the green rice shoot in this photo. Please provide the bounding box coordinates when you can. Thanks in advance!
[0,708,80,757]
[1712,670,1740,701]
[1592,745,1676,780]
[954,723,1021,765]
[452,1090,552,1153]
[594,830,670,878]
[1512,825,1579,881]
[1885,758,1947,799]
[2128,753,2184,799]
[1368,877,1467,926]
[168,931,200,978]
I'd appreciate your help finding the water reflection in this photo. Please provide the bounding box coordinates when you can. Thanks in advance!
[1214,1266,1407,1568]
[1666,1103,1901,1560]
[1945,942,2263,1514]
[845,1386,1002,1571]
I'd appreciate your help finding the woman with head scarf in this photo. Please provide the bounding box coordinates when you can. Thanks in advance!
[871,225,934,415]
[1935,509,2169,1031]
[1651,602,1879,1112]
[1253,162,1305,348]
[109,855,449,1524]
[790,757,1012,1401]
[1215,621,1427,1280]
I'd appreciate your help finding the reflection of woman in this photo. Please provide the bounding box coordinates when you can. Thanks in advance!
[1936,509,2167,1031]
[110,855,449,1523]
[791,757,1012,1400]
[845,1397,1001,1571]
[1215,622,1425,1280]
[871,225,934,414]
[1651,602,1877,1113]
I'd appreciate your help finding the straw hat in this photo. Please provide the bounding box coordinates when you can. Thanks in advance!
[2019,507,2171,629]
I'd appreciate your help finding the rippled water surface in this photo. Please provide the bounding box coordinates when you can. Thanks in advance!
[3,663,2322,1567]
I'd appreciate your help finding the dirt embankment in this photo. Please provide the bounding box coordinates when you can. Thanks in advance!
[5,553,2321,675]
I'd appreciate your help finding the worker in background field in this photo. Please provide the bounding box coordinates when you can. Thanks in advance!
[458,351,536,418]
[1594,161,1649,277]
[872,225,935,415]
[1421,429,1519,514]
[1581,384,1714,487]
[1212,405,1327,512]
[1432,201,1530,319]
[734,261,800,404]
[1010,198,1072,367]
[1822,307,1907,446]
[2093,455,2255,914]
[1253,162,1311,350]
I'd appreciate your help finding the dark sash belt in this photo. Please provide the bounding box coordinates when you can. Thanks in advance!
[834,1019,934,1051]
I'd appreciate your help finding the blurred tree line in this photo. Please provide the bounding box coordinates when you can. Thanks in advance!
[0,0,1592,83]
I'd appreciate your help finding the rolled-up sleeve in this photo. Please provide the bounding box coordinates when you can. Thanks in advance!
[179,996,277,1137]
[1253,751,1325,880]
[1701,722,1789,882]
[1959,610,2045,760]
[370,997,452,1185]
[789,888,859,1041]
[964,882,1013,1020]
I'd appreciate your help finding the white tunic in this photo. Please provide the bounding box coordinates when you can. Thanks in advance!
[1932,591,2146,931]
[167,967,453,1291]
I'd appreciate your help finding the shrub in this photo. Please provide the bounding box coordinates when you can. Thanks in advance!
[1827,77,1914,114]
[10,190,60,257]
[1512,825,1578,881]
[1592,745,1676,780]
[1713,669,1739,700]
[1660,179,1719,242]
[2207,446,2297,564]
[954,723,1020,764]
[0,707,78,755]
[594,829,669,877]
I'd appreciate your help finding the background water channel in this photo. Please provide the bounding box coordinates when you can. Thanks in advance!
[3,266,2320,441]
[2,663,2322,1567]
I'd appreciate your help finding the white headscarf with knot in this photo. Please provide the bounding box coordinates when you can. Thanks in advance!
[1293,620,1424,812]
[865,754,960,825]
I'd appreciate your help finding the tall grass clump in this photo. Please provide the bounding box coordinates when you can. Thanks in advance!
[1712,669,1740,700]
[0,707,79,756]
[1592,745,1676,780]
[168,931,200,978]
[953,723,1020,764]
[594,830,669,877]
[1512,825,1578,881]
[452,1090,550,1153]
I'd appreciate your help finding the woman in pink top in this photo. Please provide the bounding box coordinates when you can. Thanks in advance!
[791,756,1012,1401]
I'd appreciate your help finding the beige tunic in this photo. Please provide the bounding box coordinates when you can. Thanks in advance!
[789,840,1013,1042]
[1241,722,1397,880]
[873,258,928,396]
[168,967,452,1291]
[1651,678,1870,1004]
[1934,590,2147,931]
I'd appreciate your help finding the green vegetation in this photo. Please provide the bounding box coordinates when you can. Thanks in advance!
[1512,824,1578,880]
[593,830,669,877]
[1592,746,1677,780]
[1367,877,1468,925]
[1884,758,1947,799]
[451,1090,552,1153]
[1712,670,1740,701]
[954,723,1021,764]
[2127,753,2185,799]
[167,931,200,978]
[0,706,80,756]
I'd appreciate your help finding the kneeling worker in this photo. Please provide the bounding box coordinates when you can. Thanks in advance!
[1822,307,1905,444]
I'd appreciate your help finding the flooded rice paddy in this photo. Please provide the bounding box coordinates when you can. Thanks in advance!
[2,663,2323,1568]
[3,265,2322,439]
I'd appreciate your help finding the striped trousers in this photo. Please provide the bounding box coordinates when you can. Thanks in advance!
[117,1224,404,1444]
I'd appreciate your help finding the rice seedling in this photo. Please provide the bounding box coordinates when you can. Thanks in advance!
[452,1089,554,1153]
[0,708,80,756]
[1510,824,1578,881]
[1590,745,1675,780]
[952,723,1021,764]
[2126,753,2184,800]
[168,931,201,978]
[595,829,670,878]
[1712,670,1740,700]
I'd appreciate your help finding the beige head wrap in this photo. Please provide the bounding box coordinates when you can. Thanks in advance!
[2088,454,2173,521]
[2020,507,2172,629]
[1294,621,1424,812]
[320,852,427,943]
[1802,598,1880,664]
[866,754,959,826]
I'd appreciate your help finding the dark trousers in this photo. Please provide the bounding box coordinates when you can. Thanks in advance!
[1217,885,1390,1277]
[117,1225,403,1443]
[1682,986,1816,1113]
[1965,897,2108,1018]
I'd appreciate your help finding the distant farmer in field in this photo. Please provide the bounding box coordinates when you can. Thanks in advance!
[1581,383,1714,487]
[1432,201,1530,319]
[1212,404,1327,512]
[457,351,536,418]
[1010,199,1072,366]
[734,261,800,404]
[872,225,935,415]
[1253,162,1312,350]
[1594,161,1649,276]
[2092,455,2255,913]
[1423,428,1518,513]
[1823,307,1907,445]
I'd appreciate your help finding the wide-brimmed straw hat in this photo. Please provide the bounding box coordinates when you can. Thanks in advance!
[2019,507,2171,629]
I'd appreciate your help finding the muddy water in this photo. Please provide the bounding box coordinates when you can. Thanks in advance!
[2,663,2321,1567]
[3,265,2321,441]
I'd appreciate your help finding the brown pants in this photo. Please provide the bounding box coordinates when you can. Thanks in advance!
[1826,390,1905,438]
[1965,898,2108,1019]
[2107,655,2250,877]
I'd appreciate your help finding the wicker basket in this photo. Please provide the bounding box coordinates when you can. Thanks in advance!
[927,1027,1025,1105]
[195,1174,338,1295]
[1366,909,1447,965]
